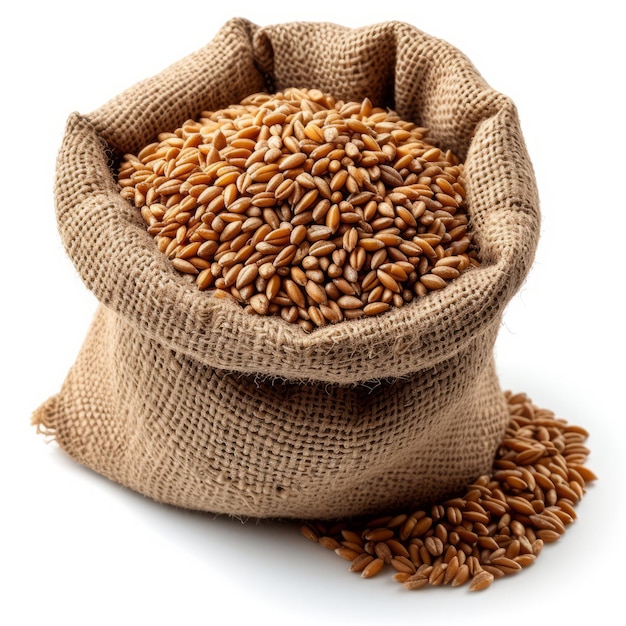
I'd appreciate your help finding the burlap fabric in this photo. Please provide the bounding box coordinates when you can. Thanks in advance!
[33,18,540,520]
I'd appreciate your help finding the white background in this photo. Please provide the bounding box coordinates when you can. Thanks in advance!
[1,1,623,624]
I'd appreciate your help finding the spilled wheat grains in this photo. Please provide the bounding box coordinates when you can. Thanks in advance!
[118,87,479,331]
[300,391,596,591]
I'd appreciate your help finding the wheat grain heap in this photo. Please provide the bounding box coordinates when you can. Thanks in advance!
[118,87,479,330]
[300,391,596,591]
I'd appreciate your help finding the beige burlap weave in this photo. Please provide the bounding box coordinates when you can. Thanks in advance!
[33,18,540,520]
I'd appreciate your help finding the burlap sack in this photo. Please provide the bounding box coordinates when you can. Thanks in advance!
[33,18,540,520]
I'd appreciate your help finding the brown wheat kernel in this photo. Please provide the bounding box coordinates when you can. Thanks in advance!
[300,523,319,542]
[490,556,522,575]
[299,392,595,591]
[364,528,395,542]
[341,529,363,544]
[428,563,448,586]
[119,88,479,329]
[318,536,341,550]
[361,558,385,579]
[392,572,412,584]
[424,536,444,556]
[451,563,471,587]
[514,554,537,568]
[469,570,495,592]
[335,547,361,561]
[349,553,375,573]
[374,541,393,563]
[399,517,419,541]
[386,539,410,558]
[390,556,416,574]
[535,529,562,544]
[481,564,506,579]
[403,574,430,591]
[443,555,460,585]
[341,541,365,553]
[410,516,433,537]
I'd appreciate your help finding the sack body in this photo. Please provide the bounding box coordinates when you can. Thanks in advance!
[33,18,540,520]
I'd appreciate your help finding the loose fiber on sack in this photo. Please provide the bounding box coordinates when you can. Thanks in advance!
[33,19,540,520]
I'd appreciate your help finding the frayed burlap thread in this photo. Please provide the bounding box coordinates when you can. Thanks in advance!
[33,19,539,520]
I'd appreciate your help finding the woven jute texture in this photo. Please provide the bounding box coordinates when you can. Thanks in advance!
[33,18,540,520]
